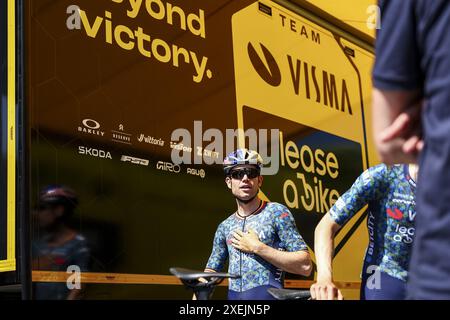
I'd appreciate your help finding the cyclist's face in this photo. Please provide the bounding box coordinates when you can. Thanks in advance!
[36,205,64,228]
[226,165,263,200]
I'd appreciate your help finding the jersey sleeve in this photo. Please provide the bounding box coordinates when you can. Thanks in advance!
[329,164,388,226]
[372,0,422,90]
[274,206,308,252]
[205,223,228,272]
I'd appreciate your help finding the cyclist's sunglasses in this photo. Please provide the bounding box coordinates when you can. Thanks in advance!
[229,167,260,180]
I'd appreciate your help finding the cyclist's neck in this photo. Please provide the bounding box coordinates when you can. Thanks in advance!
[236,197,263,218]
[409,164,419,182]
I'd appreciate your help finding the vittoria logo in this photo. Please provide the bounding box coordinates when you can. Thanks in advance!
[137,134,165,147]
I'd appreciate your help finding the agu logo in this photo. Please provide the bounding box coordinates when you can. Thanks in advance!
[247,42,281,87]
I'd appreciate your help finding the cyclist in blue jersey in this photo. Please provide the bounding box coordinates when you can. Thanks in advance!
[204,149,312,300]
[32,185,90,300]
[310,163,418,300]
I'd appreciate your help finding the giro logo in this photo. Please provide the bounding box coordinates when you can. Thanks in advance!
[387,208,403,220]
[247,42,281,87]
[156,161,181,173]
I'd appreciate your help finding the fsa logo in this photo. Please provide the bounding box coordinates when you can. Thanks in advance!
[120,155,149,166]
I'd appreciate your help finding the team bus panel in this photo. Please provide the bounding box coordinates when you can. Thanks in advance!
[0,0,377,299]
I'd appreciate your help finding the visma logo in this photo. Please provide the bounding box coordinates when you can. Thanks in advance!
[246,42,353,115]
[247,42,281,87]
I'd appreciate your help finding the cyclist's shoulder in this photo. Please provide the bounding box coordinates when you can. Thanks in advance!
[264,201,288,211]
[366,163,406,176]
[383,164,409,184]
[264,202,293,218]
[364,163,389,176]
[356,163,390,186]
[389,163,407,175]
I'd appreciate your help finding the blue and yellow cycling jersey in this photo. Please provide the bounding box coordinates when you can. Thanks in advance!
[329,164,416,282]
[205,201,308,296]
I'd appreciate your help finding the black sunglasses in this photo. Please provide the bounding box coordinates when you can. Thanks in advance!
[229,168,260,180]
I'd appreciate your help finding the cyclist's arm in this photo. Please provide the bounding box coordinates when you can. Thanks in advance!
[372,1,423,165]
[232,208,311,276]
[311,214,343,300]
[204,224,228,273]
[253,244,311,276]
[372,89,422,164]
[312,165,387,300]
[259,207,311,276]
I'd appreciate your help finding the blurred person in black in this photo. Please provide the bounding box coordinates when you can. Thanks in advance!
[32,185,90,300]
[372,0,450,299]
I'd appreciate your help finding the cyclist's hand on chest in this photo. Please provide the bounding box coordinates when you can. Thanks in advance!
[231,229,263,254]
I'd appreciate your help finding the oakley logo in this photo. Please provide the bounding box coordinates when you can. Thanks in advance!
[247,42,281,87]
[78,119,105,136]
[82,119,100,130]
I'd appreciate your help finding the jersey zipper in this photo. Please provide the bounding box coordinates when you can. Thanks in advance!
[240,216,247,294]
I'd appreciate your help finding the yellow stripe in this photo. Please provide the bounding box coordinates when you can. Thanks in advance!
[334,205,367,244]
[32,271,229,286]
[32,271,361,289]
[1,0,17,272]
[285,279,361,290]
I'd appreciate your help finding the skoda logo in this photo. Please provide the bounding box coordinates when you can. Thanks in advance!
[247,42,281,87]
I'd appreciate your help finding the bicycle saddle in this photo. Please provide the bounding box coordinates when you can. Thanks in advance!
[170,267,239,282]
[267,288,311,300]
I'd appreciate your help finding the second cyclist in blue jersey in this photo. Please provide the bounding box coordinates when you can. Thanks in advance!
[204,149,312,300]
[310,163,418,300]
